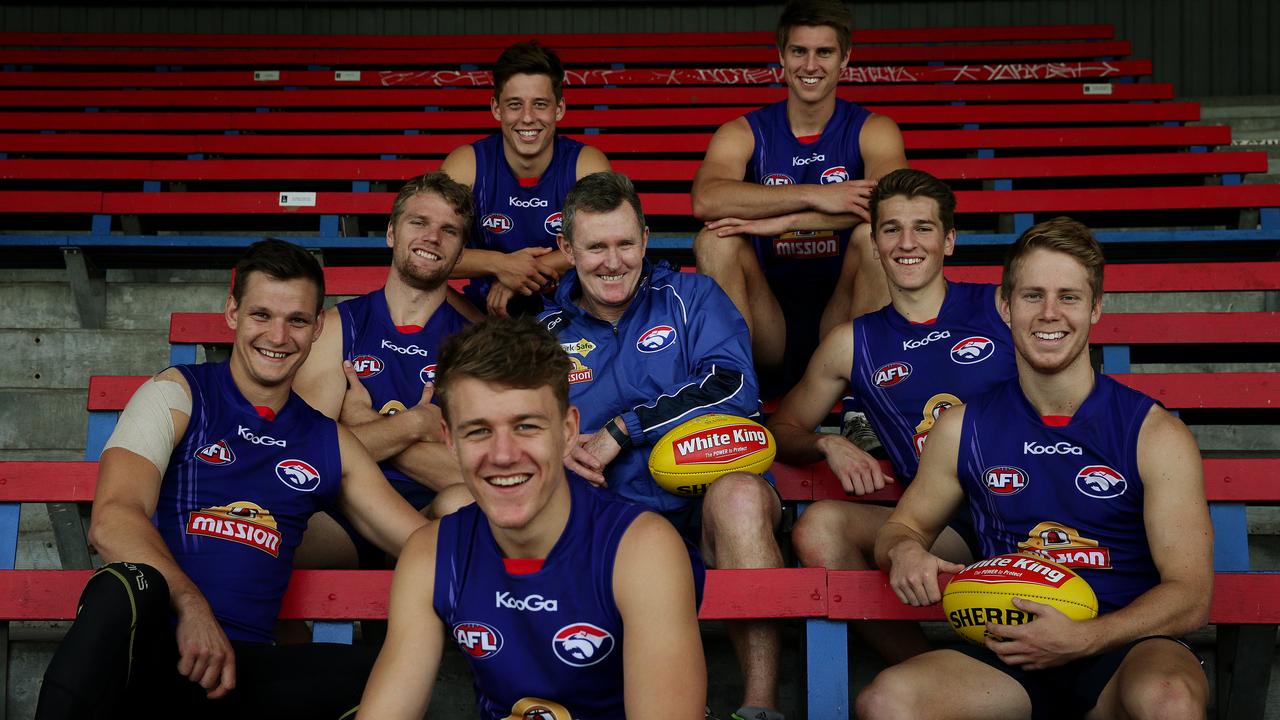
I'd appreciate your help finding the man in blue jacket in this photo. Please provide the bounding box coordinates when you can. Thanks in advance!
[539,172,787,720]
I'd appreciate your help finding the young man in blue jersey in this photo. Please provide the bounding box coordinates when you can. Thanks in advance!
[691,0,907,393]
[536,172,785,720]
[772,168,1016,662]
[860,218,1212,719]
[293,171,478,570]
[356,317,706,720]
[441,40,612,317]
[37,240,429,720]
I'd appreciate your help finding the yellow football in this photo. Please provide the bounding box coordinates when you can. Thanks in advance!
[648,414,776,497]
[942,552,1099,645]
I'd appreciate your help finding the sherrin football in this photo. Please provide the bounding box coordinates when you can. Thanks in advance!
[942,552,1099,645]
[648,414,776,497]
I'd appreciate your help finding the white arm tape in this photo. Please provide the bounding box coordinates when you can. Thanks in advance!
[103,378,192,476]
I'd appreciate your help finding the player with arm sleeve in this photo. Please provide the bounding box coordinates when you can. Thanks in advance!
[691,0,907,392]
[440,40,611,318]
[36,240,426,720]
[858,218,1212,720]
[771,169,1016,662]
[356,317,705,720]
[536,172,784,720]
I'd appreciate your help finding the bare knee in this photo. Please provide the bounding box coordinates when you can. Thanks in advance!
[792,500,865,569]
[856,667,926,720]
[704,472,778,525]
[693,227,742,273]
[424,483,475,520]
[1123,670,1207,720]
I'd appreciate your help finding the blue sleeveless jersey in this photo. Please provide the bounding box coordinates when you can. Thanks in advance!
[743,99,871,289]
[849,282,1016,483]
[336,289,471,508]
[467,133,584,308]
[159,362,341,643]
[957,373,1161,613]
[436,477,695,720]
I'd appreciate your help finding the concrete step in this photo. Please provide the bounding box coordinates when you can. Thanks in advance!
[0,389,90,454]
[0,281,227,332]
[0,329,169,390]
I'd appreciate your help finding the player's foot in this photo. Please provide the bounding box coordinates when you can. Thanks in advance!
[841,410,882,452]
[730,707,785,720]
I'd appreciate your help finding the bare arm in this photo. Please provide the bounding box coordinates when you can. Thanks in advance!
[387,440,464,493]
[356,524,443,719]
[874,406,968,606]
[88,369,236,699]
[614,513,706,718]
[292,306,347,419]
[333,425,429,557]
[860,114,909,182]
[576,144,612,177]
[438,144,476,188]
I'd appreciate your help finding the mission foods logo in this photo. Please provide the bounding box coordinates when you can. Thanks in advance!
[186,501,281,557]
[673,424,769,465]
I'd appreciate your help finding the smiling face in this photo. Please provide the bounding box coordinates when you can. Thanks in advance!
[444,377,578,535]
[559,204,648,323]
[386,190,466,291]
[491,72,565,166]
[1000,248,1101,376]
[225,272,323,391]
[873,194,955,293]
[780,25,849,106]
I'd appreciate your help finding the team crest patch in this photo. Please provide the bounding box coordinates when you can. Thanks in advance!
[820,166,850,184]
[453,622,503,659]
[552,622,615,667]
[544,211,563,236]
[950,336,995,365]
[636,325,677,353]
[194,440,235,466]
[420,363,437,385]
[275,459,322,493]
[1075,465,1128,499]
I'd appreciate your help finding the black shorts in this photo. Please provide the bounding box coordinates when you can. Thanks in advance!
[951,635,1201,720]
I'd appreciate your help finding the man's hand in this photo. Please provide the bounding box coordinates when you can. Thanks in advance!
[810,178,875,222]
[985,598,1099,670]
[404,383,444,443]
[486,282,516,317]
[886,541,965,607]
[816,433,891,495]
[704,214,795,239]
[339,361,379,426]
[173,593,236,699]
[495,247,559,295]
[563,422,626,487]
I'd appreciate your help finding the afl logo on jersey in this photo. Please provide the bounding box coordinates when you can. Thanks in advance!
[420,363,436,385]
[351,355,383,378]
[275,459,321,493]
[950,336,996,365]
[872,361,911,388]
[1075,465,1128,499]
[820,166,850,184]
[194,440,235,466]
[544,211,563,236]
[636,325,677,353]
[984,465,1029,496]
[453,622,503,659]
[481,213,514,235]
[762,173,794,186]
[552,623,615,667]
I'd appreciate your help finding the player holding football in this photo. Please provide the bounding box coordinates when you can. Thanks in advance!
[773,168,1017,662]
[441,40,611,317]
[355,317,706,720]
[691,0,907,391]
[859,218,1213,719]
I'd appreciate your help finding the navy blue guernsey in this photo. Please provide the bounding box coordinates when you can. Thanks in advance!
[336,289,470,508]
[956,373,1161,613]
[467,133,584,309]
[435,477,698,720]
[743,99,871,290]
[849,282,1016,482]
[159,362,341,643]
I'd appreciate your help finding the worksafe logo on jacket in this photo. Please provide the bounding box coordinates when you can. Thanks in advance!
[194,440,235,466]
[481,213,514,235]
[275,459,321,493]
[453,621,503,659]
[552,623,615,667]
[636,325,677,353]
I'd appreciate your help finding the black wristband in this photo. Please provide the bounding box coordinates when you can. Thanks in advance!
[604,419,632,449]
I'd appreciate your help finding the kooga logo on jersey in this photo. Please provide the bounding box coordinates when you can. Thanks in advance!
[1024,441,1083,455]
[496,592,559,612]
[509,196,549,208]
[902,330,951,351]
[792,153,826,166]
[381,339,430,357]
[237,425,286,447]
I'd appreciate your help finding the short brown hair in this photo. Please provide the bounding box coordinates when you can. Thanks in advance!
[435,317,571,423]
[1000,217,1105,303]
[562,172,646,244]
[870,168,957,235]
[776,0,854,55]
[389,171,474,243]
[493,40,565,103]
[231,238,324,313]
